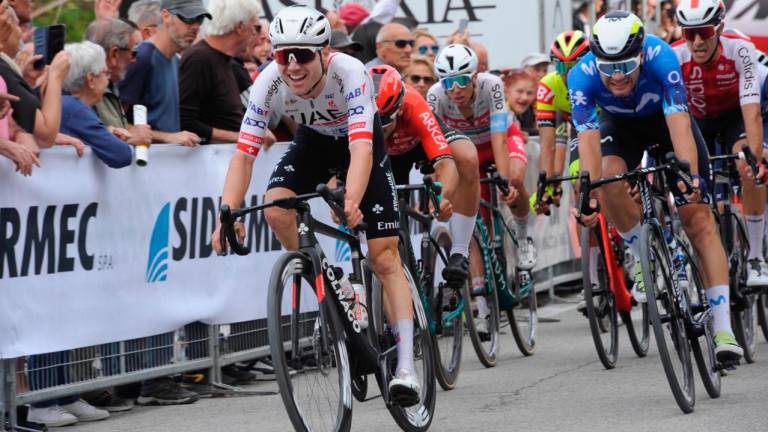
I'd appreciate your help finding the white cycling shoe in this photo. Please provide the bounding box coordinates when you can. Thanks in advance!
[388,368,421,407]
[747,258,768,287]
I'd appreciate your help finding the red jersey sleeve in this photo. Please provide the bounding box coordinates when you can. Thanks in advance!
[402,88,453,161]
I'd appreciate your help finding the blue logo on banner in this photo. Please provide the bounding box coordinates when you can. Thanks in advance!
[335,224,351,262]
[146,203,170,283]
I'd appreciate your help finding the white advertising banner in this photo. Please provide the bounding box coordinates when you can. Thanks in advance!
[0,143,342,359]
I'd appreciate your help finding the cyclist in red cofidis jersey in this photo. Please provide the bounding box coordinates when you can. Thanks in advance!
[673,0,768,286]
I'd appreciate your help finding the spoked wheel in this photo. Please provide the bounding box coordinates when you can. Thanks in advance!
[375,265,436,432]
[728,211,758,363]
[641,225,696,414]
[758,291,768,343]
[581,227,619,369]
[426,226,463,390]
[464,227,501,367]
[680,241,722,399]
[620,250,651,357]
[505,231,537,356]
[267,252,352,432]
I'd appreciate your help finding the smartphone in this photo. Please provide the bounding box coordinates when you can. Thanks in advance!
[457,18,468,34]
[33,24,66,70]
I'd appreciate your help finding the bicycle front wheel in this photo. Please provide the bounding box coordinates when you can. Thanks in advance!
[758,291,768,343]
[464,226,501,367]
[581,226,619,369]
[267,252,352,432]
[425,226,463,390]
[505,231,537,356]
[641,225,696,414]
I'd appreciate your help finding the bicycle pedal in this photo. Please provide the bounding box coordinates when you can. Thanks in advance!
[716,359,740,371]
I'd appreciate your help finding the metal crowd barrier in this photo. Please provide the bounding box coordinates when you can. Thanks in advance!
[0,320,280,431]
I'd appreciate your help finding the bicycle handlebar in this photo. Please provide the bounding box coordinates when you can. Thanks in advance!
[218,183,366,256]
[535,171,581,216]
[708,144,760,179]
[396,174,443,219]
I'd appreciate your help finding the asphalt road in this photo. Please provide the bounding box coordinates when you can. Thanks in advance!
[67,295,768,432]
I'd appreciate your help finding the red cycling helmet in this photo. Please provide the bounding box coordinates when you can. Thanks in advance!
[368,65,405,119]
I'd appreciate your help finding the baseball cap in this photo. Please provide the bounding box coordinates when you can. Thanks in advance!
[330,30,363,51]
[339,3,369,28]
[161,0,211,20]
[520,52,550,68]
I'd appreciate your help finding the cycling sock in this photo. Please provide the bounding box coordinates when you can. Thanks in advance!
[618,223,642,258]
[449,212,475,257]
[707,285,732,335]
[589,247,600,284]
[514,215,529,239]
[476,296,490,318]
[746,214,765,261]
[394,319,415,374]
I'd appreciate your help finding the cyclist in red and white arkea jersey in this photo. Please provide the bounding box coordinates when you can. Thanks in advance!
[369,65,481,291]
[674,0,768,287]
[212,5,422,402]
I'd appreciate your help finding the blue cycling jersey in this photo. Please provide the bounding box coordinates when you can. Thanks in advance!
[568,35,689,133]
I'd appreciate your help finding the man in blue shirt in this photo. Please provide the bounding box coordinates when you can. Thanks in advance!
[569,11,743,363]
[118,0,206,146]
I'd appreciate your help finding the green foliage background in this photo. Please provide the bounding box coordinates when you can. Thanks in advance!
[33,1,96,42]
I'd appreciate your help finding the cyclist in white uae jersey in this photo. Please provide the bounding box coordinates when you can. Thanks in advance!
[428,44,536,336]
[211,5,421,403]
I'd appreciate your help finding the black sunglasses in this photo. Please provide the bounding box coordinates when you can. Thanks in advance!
[117,46,138,59]
[382,39,415,49]
[175,14,205,25]
[407,74,436,85]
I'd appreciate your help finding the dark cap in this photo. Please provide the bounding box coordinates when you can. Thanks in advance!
[161,0,211,20]
[330,30,363,52]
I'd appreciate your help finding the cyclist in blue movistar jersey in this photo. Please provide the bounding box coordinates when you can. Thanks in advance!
[568,11,743,362]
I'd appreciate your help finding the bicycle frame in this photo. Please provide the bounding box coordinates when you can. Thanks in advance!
[594,213,634,314]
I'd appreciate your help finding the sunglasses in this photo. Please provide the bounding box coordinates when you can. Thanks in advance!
[274,47,320,65]
[382,39,415,49]
[175,14,206,25]
[440,74,472,91]
[554,60,578,75]
[595,55,641,77]
[682,25,717,42]
[407,74,436,85]
[381,108,400,127]
[417,45,440,55]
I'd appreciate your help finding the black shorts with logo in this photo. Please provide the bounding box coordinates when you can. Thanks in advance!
[599,110,712,206]
[695,108,746,155]
[267,115,400,240]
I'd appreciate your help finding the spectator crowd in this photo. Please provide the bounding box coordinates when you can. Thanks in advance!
[0,0,691,429]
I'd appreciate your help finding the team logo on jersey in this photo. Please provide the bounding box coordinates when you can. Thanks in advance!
[571,90,587,106]
[537,83,555,104]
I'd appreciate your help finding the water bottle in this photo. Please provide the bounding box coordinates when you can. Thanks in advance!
[332,266,355,300]
[352,282,368,329]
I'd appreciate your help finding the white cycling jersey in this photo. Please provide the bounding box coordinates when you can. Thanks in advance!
[237,53,376,157]
[426,72,509,149]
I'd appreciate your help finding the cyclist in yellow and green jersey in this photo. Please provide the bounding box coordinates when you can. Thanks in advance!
[533,30,590,215]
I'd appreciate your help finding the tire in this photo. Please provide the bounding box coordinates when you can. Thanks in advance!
[758,292,768,343]
[505,231,537,356]
[727,211,758,363]
[581,227,619,369]
[677,238,722,399]
[640,225,696,414]
[464,226,501,368]
[623,302,650,358]
[425,226,463,391]
[383,265,436,432]
[352,373,368,402]
[267,252,353,432]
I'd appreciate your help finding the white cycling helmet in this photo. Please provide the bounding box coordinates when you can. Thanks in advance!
[590,11,645,60]
[269,5,331,48]
[676,0,726,27]
[434,44,478,78]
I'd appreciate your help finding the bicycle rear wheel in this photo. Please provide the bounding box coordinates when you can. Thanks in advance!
[641,225,696,414]
[581,226,619,369]
[727,211,758,363]
[620,252,650,357]
[464,226,500,367]
[425,226,463,390]
[267,252,352,432]
[505,231,537,356]
[758,292,768,343]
